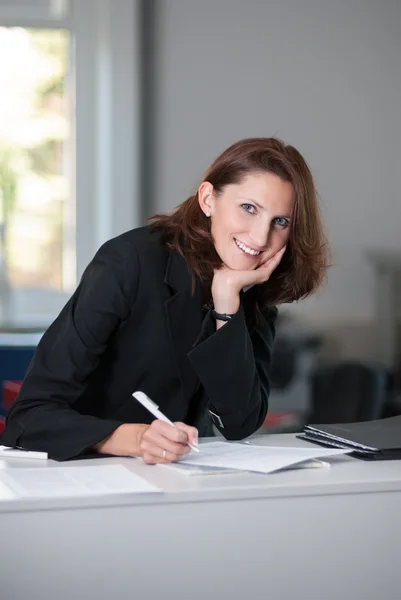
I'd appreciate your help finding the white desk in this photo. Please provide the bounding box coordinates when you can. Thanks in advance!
[0,434,400,600]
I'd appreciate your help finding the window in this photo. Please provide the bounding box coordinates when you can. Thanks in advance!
[0,26,74,292]
[0,0,141,325]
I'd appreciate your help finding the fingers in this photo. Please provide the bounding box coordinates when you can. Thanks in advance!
[152,419,190,444]
[274,244,287,262]
[139,420,199,464]
[212,246,287,292]
[141,450,173,465]
[253,245,287,283]
[142,429,190,456]
[141,445,186,465]
[174,422,199,449]
[260,245,287,269]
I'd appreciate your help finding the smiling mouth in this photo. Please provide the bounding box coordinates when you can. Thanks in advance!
[234,238,262,257]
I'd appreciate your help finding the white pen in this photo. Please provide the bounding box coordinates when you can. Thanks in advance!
[132,391,200,453]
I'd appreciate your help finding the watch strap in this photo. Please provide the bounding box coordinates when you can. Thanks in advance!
[212,310,235,322]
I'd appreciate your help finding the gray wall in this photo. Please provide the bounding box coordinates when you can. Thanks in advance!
[149,0,401,354]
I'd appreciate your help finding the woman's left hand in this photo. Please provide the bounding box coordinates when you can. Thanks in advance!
[211,245,286,314]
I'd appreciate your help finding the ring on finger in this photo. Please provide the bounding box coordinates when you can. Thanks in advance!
[162,449,167,459]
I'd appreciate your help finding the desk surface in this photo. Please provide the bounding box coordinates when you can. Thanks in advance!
[1,434,401,513]
[2,434,401,600]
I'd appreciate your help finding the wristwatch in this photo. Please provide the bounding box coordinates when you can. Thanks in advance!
[212,310,235,322]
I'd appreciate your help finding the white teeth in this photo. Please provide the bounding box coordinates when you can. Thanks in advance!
[235,239,261,256]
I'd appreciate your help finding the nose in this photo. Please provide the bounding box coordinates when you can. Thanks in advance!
[249,219,270,250]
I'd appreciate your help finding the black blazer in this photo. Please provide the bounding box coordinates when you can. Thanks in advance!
[1,226,277,460]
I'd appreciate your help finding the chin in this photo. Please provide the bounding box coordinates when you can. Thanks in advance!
[226,259,257,271]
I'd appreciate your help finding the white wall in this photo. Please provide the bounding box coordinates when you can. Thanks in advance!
[150,0,401,331]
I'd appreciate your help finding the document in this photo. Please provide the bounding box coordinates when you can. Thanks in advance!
[0,465,162,499]
[174,441,349,474]
[160,463,239,476]
[303,415,401,455]
[161,457,331,476]
[0,445,48,460]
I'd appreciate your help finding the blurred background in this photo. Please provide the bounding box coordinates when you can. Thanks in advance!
[0,0,400,432]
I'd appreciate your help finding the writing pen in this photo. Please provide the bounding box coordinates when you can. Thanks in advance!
[132,391,200,453]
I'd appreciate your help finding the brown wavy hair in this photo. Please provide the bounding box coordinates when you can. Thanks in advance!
[149,137,329,319]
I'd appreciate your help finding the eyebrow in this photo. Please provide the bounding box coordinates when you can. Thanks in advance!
[239,197,292,219]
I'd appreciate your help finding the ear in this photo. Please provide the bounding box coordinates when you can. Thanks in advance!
[198,181,214,217]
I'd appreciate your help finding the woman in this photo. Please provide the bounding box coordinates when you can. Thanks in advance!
[1,137,328,462]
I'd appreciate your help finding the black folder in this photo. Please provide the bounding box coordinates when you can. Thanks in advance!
[297,415,401,460]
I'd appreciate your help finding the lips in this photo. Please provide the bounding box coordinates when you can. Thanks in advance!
[234,238,262,257]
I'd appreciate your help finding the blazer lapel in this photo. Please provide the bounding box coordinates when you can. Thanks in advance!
[164,252,204,401]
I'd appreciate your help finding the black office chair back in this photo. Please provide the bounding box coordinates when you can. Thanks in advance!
[270,338,297,389]
[308,361,387,424]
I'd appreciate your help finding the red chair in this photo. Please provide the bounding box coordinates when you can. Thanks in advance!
[3,380,22,411]
[0,381,22,436]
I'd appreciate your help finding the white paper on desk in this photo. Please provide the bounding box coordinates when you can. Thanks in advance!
[160,458,330,476]
[0,465,162,498]
[160,462,239,476]
[178,441,349,474]
[0,445,48,460]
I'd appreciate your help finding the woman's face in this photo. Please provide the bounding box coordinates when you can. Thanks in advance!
[199,172,294,270]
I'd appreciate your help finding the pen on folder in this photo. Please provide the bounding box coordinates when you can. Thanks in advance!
[132,391,200,453]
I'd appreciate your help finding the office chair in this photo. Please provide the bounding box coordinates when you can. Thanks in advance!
[307,361,388,424]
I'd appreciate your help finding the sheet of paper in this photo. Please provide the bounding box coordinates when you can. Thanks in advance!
[160,462,239,476]
[160,457,330,476]
[0,445,48,460]
[0,465,162,498]
[178,441,348,474]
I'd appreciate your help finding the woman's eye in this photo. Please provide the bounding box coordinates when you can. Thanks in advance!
[273,217,289,228]
[241,203,256,214]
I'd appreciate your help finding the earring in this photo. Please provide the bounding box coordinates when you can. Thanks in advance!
[205,212,210,218]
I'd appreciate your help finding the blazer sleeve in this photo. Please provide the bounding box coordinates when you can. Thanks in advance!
[1,238,139,461]
[187,305,277,440]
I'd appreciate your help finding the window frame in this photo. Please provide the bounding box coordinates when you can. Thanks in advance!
[0,0,141,326]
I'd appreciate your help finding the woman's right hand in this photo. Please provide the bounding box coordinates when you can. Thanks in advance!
[139,420,198,464]
[94,421,198,464]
